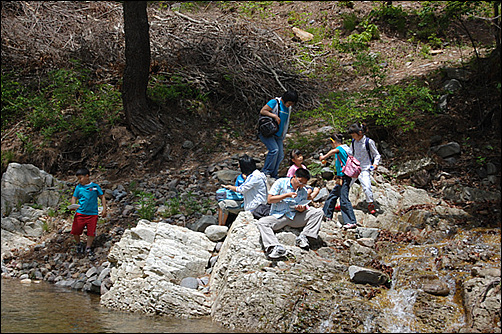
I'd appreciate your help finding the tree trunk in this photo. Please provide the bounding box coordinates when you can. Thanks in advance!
[122,1,160,136]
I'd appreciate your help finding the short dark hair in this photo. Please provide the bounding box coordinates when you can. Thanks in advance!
[294,167,310,180]
[282,90,298,104]
[239,154,256,176]
[329,133,344,144]
[76,168,90,176]
[289,148,302,165]
[348,122,367,134]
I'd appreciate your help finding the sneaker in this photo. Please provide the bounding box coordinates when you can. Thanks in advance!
[343,223,357,229]
[368,203,376,214]
[324,216,333,222]
[75,242,85,254]
[85,247,95,259]
[334,204,341,212]
[295,235,309,249]
[267,245,286,259]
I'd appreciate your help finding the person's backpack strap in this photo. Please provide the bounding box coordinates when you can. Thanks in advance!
[365,137,374,164]
[336,146,347,167]
[271,97,280,116]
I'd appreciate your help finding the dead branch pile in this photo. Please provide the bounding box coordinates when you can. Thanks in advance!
[148,7,324,119]
[1,1,124,79]
[1,1,324,123]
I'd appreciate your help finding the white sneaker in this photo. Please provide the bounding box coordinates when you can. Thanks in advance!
[267,245,286,259]
[296,235,309,249]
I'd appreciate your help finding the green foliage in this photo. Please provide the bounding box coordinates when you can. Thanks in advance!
[369,2,408,35]
[1,64,121,139]
[288,10,312,27]
[352,51,387,87]
[341,12,359,32]
[414,2,445,41]
[333,21,380,53]
[1,73,30,128]
[47,207,57,218]
[135,191,157,221]
[41,220,50,233]
[476,156,487,165]
[306,161,326,177]
[15,132,35,154]
[1,150,16,169]
[219,1,274,19]
[54,188,74,217]
[162,196,182,217]
[181,191,212,216]
[128,180,139,195]
[161,191,214,218]
[285,131,326,160]
[149,74,207,102]
[298,80,438,133]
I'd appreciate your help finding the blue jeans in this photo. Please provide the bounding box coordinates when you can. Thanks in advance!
[259,133,284,178]
[323,175,357,225]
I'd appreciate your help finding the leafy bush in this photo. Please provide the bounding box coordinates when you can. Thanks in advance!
[135,191,157,221]
[1,73,30,128]
[297,80,438,134]
[369,2,408,35]
[1,64,122,139]
[341,12,359,33]
[149,74,207,102]
[161,191,214,218]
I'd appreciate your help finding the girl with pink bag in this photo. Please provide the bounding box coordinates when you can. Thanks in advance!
[319,133,358,229]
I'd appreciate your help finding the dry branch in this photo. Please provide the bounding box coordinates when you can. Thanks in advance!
[2,1,324,127]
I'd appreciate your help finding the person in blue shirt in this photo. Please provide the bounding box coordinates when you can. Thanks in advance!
[256,168,323,259]
[319,133,357,229]
[218,155,268,226]
[217,172,245,226]
[258,90,299,181]
[69,168,107,258]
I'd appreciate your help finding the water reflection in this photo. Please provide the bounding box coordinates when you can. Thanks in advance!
[1,279,235,333]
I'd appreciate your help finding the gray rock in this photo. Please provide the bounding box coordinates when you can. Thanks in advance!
[423,280,450,296]
[431,141,461,158]
[204,225,228,242]
[180,277,199,289]
[348,265,389,286]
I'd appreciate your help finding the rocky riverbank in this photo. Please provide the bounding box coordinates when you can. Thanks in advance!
[1,157,500,332]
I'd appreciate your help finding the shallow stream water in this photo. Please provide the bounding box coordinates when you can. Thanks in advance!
[1,278,236,333]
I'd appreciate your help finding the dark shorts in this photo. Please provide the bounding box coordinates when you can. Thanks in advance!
[71,213,98,236]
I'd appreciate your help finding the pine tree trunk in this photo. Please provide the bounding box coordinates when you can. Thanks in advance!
[122,1,160,136]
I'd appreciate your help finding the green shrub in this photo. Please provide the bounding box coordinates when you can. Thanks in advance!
[341,12,359,32]
[162,196,182,217]
[1,73,30,128]
[2,64,122,139]
[135,191,157,221]
[161,191,214,218]
[297,80,438,134]
[1,150,16,169]
[369,2,408,35]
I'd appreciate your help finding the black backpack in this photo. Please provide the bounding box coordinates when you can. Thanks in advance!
[257,98,280,137]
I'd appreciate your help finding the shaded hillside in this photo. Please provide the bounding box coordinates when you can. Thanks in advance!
[1,1,500,189]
